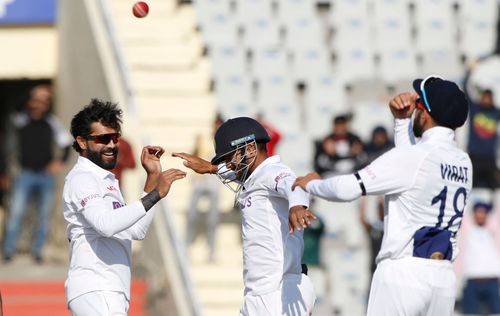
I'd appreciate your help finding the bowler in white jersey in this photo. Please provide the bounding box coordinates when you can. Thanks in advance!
[173,117,317,316]
[292,76,472,316]
[63,100,186,315]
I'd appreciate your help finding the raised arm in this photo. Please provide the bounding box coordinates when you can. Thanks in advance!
[388,92,418,147]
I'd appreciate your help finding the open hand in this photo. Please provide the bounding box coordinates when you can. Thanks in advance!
[288,206,317,233]
[156,168,186,198]
[171,152,216,174]
[292,172,321,191]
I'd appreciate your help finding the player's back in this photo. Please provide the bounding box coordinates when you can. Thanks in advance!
[376,127,472,262]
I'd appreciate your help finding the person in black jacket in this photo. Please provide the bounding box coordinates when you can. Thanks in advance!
[3,85,72,263]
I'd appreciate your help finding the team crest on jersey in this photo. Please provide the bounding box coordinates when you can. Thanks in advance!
[112,201,123,209]
[107,185,117,191]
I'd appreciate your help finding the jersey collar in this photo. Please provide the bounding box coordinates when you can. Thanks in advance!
[245,155,281,183]
[77,156,115,180]
[421,126,456,144]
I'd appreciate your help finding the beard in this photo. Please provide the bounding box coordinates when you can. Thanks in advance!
[87,147,118,170]
[413,111,423,138]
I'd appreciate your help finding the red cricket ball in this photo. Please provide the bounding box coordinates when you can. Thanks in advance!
[132,2,149,18]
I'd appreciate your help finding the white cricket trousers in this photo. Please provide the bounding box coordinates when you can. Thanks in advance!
[367,257,456,316]
[239,273,316,316]
[68,290,129,316]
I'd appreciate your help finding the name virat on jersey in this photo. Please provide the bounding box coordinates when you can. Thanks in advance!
[440,163,469,183]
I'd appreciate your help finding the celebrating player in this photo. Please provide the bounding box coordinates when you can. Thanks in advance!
[173,117,317,316]
[293,76,472,315]
[63,99,185,315]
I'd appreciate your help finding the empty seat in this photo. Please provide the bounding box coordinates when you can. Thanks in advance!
[251,47,289,82]
[198,12,239,47]
[420,48,463,80]
[235,0,273,28]
[414,0,456,52]
[215,74,255,118]
[372,0,412,51]
[277,0,317,27]
[350,100,394,142]
[330,16,373,52]
[193,0,232,28]
[291,46,332,83]
[329,0,371,28]
[335,46,376,82]
[284,16,324,51]
[378,47,418,84]
[242,17,281,50]
[256,75,301,134]
[209,45,247,80]
[304,75,349,139]
[276,132,315,175]
[458,0,499,24]
[460,18,497,61]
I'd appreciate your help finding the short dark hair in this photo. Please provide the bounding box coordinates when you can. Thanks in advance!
[482,89,493,96]
[256,142,268,152]
[70,99,123,152]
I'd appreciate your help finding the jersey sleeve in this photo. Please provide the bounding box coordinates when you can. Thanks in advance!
[394,118,416,147]
[357,147,417,195]
[273,169,310,209]
[68,173,147,237]
[306,174,363,202]
[125,191,156,240]
[307,147,418,200]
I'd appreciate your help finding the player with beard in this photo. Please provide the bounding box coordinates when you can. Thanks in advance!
[173,117,317,315]
[63,99,186,315]
[293,76,473,315]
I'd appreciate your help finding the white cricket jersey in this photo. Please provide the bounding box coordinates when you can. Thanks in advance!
[237,155,310,296]
[307,119,472,263]
[63,156,155,303]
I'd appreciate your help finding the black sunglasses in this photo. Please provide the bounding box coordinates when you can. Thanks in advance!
[87,133,121,144]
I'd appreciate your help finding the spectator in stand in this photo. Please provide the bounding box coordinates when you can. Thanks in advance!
[458,202,500,315]
[111,136,136,187]
[362,126,394,167]
[256,113,282,156]
[185,114,224,262]
[3,85,72,264]
[313,114,364,177]
[463,61,500,190]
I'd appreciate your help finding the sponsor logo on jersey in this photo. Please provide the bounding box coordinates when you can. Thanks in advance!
[80,193,101,207]
[107,185,117,191]
[112,201,123,209]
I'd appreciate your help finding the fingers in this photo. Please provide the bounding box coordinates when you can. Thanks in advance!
[162,168,186,177]
[171,152,189,160]
[144,146,164,158]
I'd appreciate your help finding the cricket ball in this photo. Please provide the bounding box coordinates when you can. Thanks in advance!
[132,2,149,18]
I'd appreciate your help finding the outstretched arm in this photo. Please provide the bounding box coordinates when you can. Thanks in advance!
[172,152,217,174]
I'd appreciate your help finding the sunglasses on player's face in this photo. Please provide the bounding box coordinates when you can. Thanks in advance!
[86,133,120,144]
[415,98,427,112]
[419,75,443,113]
